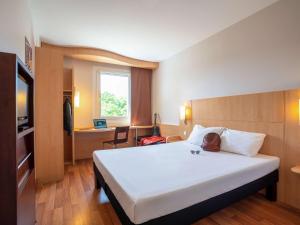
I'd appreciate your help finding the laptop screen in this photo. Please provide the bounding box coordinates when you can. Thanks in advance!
[93,119,107,129]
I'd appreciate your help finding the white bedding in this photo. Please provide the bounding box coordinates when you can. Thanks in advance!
[93,141,279,224]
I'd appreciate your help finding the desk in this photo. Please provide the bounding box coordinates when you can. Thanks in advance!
[74,127,116,133]
[74,126,153,160]
[75,125,153,132]
[74,125,153,145]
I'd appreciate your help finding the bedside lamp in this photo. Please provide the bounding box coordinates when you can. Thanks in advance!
[180,105,192,125]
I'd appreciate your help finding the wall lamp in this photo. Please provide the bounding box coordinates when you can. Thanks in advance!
[74,91,80,108]
[298,99,300,125]
[180,104,192,125]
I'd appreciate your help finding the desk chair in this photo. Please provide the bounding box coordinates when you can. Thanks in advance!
[102,126,130,149]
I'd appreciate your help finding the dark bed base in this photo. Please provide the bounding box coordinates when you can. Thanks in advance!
[94,163,278,225]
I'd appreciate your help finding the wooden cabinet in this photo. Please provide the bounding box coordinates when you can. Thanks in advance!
[0,53,35,225]
[35,47,64,183]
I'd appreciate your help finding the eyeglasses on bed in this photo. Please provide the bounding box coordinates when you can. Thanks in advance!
[190,150,200,155]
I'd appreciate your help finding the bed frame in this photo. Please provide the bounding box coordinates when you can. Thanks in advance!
[93,163,278,225]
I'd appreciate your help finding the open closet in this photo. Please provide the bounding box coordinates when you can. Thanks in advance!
[63,68,74,165]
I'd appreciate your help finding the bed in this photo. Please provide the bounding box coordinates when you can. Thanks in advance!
[93,141,279,225]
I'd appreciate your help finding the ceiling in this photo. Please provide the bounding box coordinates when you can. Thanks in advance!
[30,0,277,62]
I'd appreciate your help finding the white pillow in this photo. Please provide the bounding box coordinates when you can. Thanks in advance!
[187,125,225,146]
[221,129,266,157]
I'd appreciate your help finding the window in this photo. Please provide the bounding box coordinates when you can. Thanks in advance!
[98,71,130,119]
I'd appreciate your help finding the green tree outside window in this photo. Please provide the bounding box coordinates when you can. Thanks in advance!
[101,91,128,117]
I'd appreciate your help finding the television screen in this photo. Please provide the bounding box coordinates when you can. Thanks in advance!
[17,75,29,126]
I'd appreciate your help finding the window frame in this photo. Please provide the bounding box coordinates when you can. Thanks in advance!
[96,69,131,123]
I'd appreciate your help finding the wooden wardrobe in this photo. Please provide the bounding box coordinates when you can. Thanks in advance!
[0,53,36,225]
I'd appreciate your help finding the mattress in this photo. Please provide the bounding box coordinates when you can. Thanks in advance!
[93,141,279,224]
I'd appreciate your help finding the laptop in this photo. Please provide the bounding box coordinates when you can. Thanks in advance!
[93,119,107,129]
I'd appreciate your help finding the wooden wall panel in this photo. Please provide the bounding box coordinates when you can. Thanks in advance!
[191,91,285,123]
[284,89,300,208]
[35,47,64,183]
[160,124,184,138]
[63,68,73,91]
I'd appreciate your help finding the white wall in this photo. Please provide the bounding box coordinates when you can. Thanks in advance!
[0,0,35,64]
[153,0,300,125]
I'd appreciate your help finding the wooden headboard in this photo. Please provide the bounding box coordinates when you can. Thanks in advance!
[191,91,285,157]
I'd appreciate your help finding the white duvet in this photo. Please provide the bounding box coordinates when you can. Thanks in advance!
[93,141,279,224]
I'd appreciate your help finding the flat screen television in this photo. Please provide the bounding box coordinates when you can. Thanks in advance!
[17,75,29,128]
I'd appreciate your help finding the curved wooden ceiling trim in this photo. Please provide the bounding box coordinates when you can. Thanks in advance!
[41,42,159,69]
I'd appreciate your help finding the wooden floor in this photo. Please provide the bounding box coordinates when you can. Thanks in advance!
[36,160,300,225]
